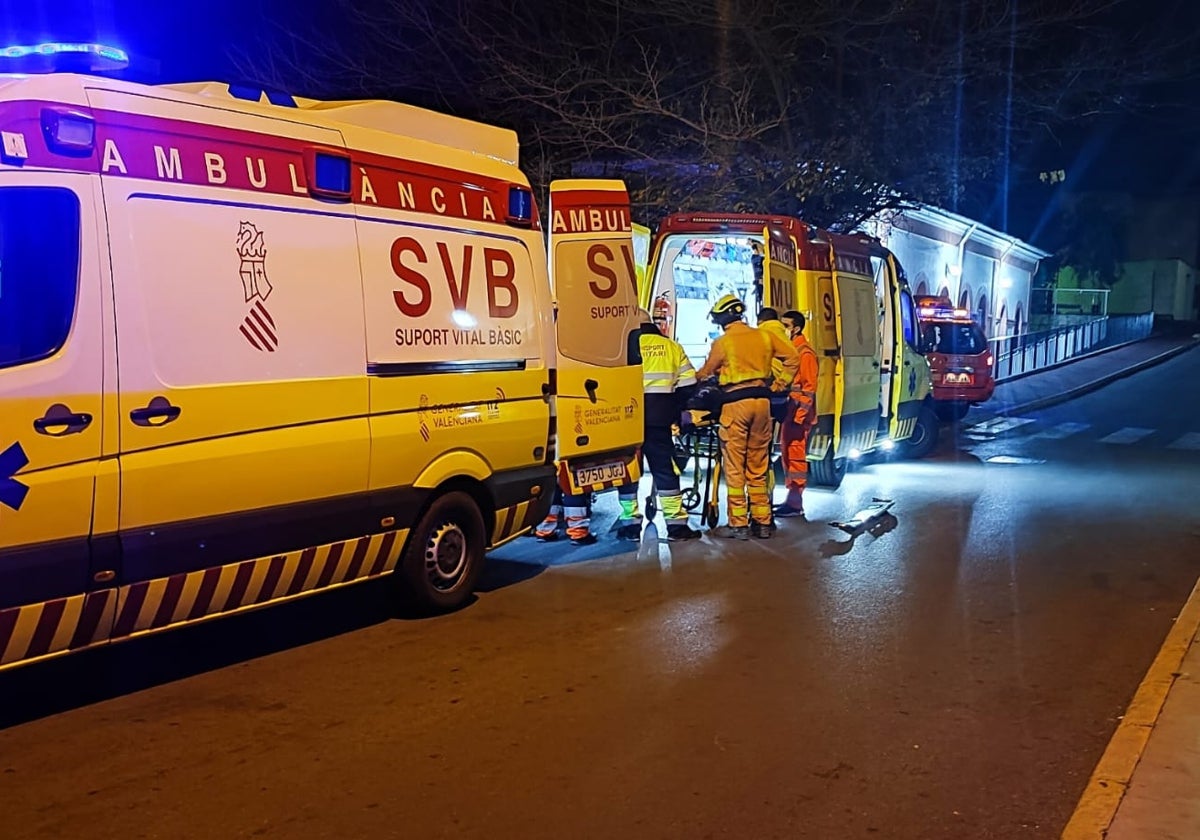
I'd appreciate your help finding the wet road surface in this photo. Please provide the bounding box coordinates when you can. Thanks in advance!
[1,347,1198,839]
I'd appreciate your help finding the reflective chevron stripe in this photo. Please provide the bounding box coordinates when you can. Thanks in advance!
[0,530,408,672]
[491,500,536,547]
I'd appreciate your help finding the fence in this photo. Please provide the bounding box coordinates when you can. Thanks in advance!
[989,313,1154,381]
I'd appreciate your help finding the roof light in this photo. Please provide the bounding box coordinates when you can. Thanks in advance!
[0,42,129,72]
[507,186,533,227]
[41,108,94,156]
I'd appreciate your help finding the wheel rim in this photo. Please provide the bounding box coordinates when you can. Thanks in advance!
[424,520,468,592]
[909,420,928,448]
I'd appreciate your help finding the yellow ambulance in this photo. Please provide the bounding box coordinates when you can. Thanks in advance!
[642,213,937,488]
[0,49,643,670]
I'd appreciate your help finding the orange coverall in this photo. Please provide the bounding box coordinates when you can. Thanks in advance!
[781,334,819,508]
[697,322,799,528]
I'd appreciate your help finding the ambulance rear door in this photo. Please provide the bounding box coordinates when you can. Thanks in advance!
[547,181,644,495]
[761,225,799,314]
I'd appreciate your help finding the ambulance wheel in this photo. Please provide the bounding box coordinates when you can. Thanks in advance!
[900,402,940,460]
[681,488,701,511]
[810,446,846,489]
[398,491,485,613]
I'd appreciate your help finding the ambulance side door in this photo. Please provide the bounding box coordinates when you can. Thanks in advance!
[0,170,117,668]
[546,181,643,492]
[87,89,371,629]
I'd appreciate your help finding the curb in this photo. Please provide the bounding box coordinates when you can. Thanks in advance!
[1061,576,1200,839]
[994,339,1200,418]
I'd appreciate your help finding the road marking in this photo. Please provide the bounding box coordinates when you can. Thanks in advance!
[1098,427,1156,445]
[1061,576,1200,840]
[1032,422,1091,440]
[1166,432,1200,450]
[963,417,1036,437]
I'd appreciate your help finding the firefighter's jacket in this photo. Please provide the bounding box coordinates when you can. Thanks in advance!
[697,321,799,394]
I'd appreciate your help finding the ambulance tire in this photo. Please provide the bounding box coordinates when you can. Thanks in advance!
[810,445,846,489]
[398,491,486,613]
[900,402,940,460]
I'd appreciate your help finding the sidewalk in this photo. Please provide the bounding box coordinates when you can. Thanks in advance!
[1033,329,1200,840]
[972,331,1200,422]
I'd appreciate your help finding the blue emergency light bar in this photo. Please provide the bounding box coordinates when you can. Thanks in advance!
[0,42,129,71]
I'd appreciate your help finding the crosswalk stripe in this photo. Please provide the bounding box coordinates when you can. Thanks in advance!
[1032,421,1091,440]
[1167,432,1200,450]
[964,417,1036,436]
[1098,427,1156,445]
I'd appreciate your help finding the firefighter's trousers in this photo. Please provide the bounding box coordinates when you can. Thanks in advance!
[780,407,814,509]
[617,425,689,524]
[718,397,773,527]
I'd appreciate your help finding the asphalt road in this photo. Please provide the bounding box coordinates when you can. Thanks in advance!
[1,347,1198,839]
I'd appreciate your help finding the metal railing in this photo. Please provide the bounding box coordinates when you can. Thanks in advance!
[989,313,1154,381]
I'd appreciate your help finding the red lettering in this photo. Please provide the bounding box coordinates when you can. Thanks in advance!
[485,248,519,318]
[391,237,431,317]
[619,243,638,296]
[587,243,618,299]
[437,242,473,310]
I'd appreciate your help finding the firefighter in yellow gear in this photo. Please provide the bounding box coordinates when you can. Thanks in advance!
[696,294,799,540]
[616,307,702,542]
[774,310,820,518]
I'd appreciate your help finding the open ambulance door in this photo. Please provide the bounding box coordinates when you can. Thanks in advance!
[869,244,925,443]
[633,222,653,309]
[546,181,645,496]
[760,225,799,314]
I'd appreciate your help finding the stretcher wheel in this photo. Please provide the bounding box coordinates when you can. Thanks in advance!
[644,495,658,520]
[681,488,701,511]
[703,502,719,529]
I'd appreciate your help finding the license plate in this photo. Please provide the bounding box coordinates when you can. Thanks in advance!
[574,460,628,487]
[945,372,973,385]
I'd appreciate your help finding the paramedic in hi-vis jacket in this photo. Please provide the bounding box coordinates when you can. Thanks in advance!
[616,306,703,542]
[774,310,819,518]
[696,294,799,540]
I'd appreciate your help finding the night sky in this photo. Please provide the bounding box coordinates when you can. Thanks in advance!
[4,0,1199,247]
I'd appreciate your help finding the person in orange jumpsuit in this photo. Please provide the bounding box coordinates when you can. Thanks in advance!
[696,294,798,540]
[774,310,820,518]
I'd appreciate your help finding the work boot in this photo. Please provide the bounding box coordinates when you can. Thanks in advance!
[666,523,702,541]
[751,522,776,540]
[711,525,750,541]
[772,503,805,518]
[617,524,642,542]
[569,533,597,546]
[535,530,560,542]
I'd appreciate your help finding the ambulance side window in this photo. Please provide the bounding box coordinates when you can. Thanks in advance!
[0,188,81,369]
[899,290,917,346]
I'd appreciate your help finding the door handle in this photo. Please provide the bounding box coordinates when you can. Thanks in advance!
[130,396,181,427]
[584,378,599,402]
[33,403,92,436]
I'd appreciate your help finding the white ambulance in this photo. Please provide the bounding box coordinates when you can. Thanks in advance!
[0,53,643,671]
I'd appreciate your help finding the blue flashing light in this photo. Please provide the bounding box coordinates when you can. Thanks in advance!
[0,42,129,72]
[508,186,533,226]
[313,152,352,197]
